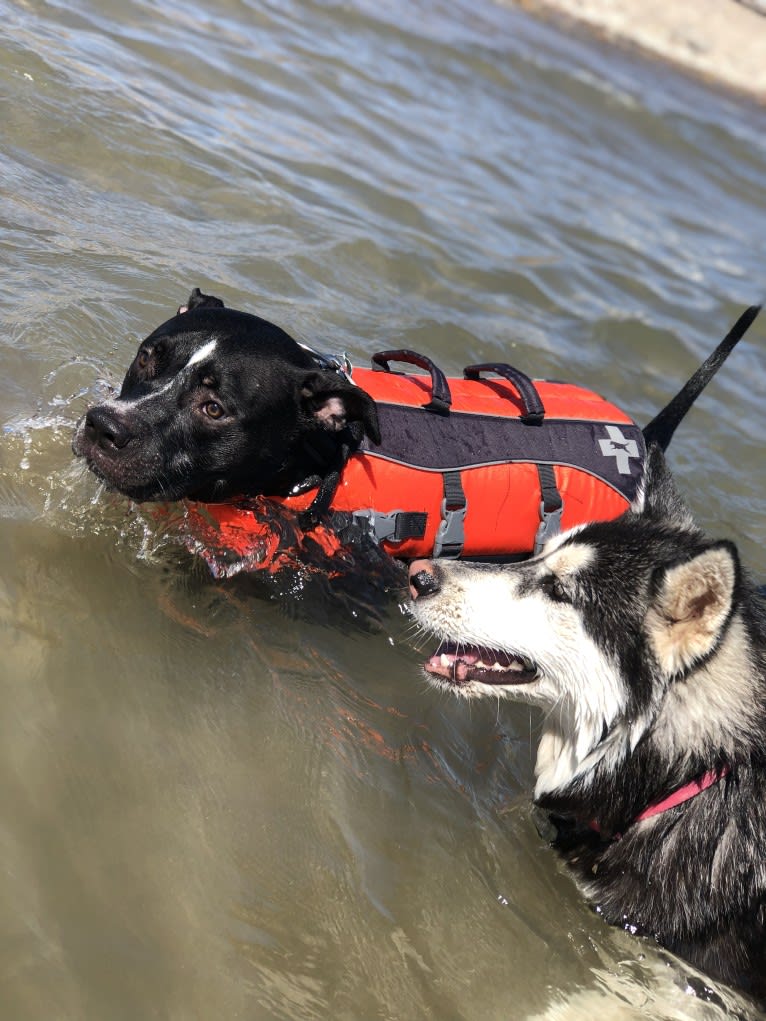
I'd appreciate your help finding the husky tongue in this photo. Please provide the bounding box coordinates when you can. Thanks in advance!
[425,642,537,686]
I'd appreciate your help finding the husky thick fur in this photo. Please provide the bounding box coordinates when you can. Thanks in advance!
[409,318,766,1007]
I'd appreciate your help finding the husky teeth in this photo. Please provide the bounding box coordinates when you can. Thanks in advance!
[433,643,535,675]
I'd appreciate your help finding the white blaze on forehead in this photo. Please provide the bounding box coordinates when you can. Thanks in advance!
[185,338,217,369]
[111,337,220,410]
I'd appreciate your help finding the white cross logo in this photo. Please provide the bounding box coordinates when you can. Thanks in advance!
[598,425,639,475]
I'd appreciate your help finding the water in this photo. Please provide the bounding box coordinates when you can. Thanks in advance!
[2,1,766,1018]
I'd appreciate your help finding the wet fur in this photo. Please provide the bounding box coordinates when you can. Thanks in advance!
[410,447,766,1007]
[72,290,379,504]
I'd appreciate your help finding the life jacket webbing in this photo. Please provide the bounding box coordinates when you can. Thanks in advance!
[534,463,564,554]
[434,470,467,559]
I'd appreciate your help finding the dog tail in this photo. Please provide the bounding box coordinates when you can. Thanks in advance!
[642,305,761,452]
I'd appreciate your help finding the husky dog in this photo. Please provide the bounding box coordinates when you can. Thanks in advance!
[408,326,766,1007]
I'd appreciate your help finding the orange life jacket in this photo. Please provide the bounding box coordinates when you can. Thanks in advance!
[183,351,645,577]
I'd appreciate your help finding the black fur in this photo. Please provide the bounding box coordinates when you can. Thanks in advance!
[72,293,379,503]
[643,304,761,451]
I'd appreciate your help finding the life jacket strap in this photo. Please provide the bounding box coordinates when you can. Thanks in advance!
[371,349,452,414]
[433,471,467,559]
[533,464,563,555]
[351,509,427,544]
[463,362,545,424]
[297,467,341,530]
[297,422,366,531]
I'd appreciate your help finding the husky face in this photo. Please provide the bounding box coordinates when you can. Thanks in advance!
[410,516,743,795]
[414,533,623,707]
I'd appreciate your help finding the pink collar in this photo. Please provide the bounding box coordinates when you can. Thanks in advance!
[591,764,730,839]
[633,764,730,824]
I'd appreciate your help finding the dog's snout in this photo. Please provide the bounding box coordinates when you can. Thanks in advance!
[408,559,441,600]
[83,406,133,451]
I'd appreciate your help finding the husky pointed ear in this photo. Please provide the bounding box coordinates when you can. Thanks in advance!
[299,371,381,443]
[647,541,739,676]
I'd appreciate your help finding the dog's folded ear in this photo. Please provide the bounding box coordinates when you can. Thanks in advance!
[299,371,381,443]
[647,541,739,677]
[177,287,226,314]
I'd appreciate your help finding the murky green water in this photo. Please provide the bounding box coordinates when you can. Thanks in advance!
[2,1,766,1018]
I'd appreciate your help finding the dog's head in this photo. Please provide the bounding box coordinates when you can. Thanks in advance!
[409,517,743,791]
[72,290,380,502]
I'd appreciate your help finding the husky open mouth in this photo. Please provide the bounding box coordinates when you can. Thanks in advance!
[425,641,538,686]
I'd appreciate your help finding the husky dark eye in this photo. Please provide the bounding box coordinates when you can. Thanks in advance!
[543,576,571,603]
[202,400,225,420]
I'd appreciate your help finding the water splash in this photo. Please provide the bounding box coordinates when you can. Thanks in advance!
[0,372,183,568]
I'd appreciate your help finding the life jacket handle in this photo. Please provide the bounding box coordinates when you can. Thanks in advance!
[370,349,452,414]
[463,363,545,424]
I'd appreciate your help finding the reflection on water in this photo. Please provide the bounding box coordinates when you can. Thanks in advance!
[2,0,766,1017]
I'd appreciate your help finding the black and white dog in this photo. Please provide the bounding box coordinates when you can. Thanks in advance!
[408,440,766,1007]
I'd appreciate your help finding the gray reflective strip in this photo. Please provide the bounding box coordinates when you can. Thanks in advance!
[598,425,640,475]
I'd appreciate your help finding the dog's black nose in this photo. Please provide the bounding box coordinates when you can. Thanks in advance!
[83,406,133,451]
[408,559,440,600]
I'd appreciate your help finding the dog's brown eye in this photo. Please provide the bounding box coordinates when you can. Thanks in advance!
[136,348,151,370]
[202,401,225,420]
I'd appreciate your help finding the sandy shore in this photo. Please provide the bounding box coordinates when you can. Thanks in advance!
[518,0,766,103]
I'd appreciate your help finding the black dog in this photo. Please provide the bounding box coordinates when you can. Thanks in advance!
[73,289,379,506]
